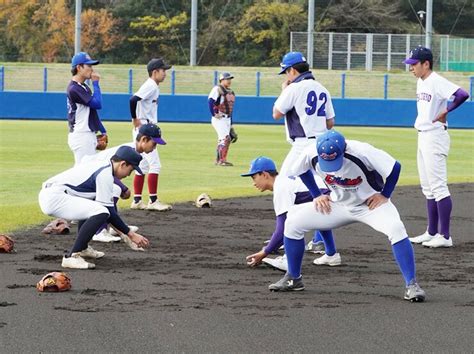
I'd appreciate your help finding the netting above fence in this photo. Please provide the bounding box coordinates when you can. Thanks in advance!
[290,32,472,72]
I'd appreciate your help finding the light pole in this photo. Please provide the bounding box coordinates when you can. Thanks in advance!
[417,10,426,41]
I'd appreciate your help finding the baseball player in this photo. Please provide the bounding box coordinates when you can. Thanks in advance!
[39,146,150,269]
[67,52,106,165]
[242,156,337,272]
[208,72,236,166]
[273,51,335,177]
[403,46,469,248]
[129,58,172,211]
[268,130,426,303]
[83,123,166,245]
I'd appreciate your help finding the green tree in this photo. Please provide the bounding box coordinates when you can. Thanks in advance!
[235,0,306,65]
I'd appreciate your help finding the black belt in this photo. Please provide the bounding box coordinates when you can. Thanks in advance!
[291,136,316,141]
[418,126,447,132]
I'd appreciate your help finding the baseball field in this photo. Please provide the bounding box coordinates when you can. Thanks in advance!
[1,119,473,351]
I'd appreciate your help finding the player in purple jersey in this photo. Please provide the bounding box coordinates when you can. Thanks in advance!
[67,52,106,165]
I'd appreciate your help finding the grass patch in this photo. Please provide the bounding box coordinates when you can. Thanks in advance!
[0,120,472,233]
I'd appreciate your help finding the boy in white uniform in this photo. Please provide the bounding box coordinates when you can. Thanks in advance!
[403,46,469,248]
[273,52,335,177]
[129,58,172,211]
[242,156,337,272]
[39,146,150,269]
[268,130,426,303]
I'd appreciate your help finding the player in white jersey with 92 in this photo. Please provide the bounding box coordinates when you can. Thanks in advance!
[268,130,425,302]
[273,52,335,177]
[403,46,469,248]
[129,58,172,211]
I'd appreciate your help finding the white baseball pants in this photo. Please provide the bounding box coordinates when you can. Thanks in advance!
[68,131,97,166]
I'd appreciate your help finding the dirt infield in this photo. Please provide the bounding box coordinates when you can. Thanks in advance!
[1,184,473,352]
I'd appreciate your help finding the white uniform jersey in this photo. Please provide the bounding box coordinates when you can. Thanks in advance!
[415,72,459,131]
[273,174,327,216]
[42,160,115,207]
[82,143,135,164]
[274,76,335,141]
[288,140,396,207]
[208,86,224,104]
[135,78,159,123]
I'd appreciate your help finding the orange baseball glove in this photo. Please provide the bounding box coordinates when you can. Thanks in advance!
[0,234,15,253]
[36,272,72,292]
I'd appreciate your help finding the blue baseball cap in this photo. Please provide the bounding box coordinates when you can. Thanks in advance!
[114,146,143,175]
[403,46,433,65]
[241,156,277,177]
[279,51,307,74]
[138,123,166,145]
[71,52,99,68]
[316,130,346,172]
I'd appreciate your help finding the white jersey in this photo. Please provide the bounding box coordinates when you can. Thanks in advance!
[208,86,224,104]
[415,71,459,131]
[288,140,396,207]
[135,78,159,123]
[42,160,115,207]
[273,173,327,216]
[82,143,135,164]
[274,74,335,141]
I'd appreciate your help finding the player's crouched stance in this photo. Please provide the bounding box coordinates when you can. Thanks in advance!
[269,130,426,302]
[39,146,150,269]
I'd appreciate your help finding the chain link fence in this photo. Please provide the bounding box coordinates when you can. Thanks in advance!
[290,32,473,71]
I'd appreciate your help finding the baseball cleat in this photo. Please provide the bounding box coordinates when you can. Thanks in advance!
[269,273,304,292]
[262,254,287,272]
[62,254,96,269]
[216,161,233,166]
[92,229,121,243]
[305,240,325,254]
[147,200,172,211]
[77,246,105,259]
[409,231,437,244]
[130,200,147,210]
[109,225,139,236]
[313,253,341,266]
[422,234,453,248]
[404,281,426,302]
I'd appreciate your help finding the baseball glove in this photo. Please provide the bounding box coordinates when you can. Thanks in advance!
[96,134,108,150]
[0,234,15,253]
[229,127,238,143]
[42,218,71,235]
[195,193,212,208]
[36,272,72,292]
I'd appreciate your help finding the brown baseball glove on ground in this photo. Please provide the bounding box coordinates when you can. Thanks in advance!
[195,193,212,208]
[42,218,71,235]
[0,234,15,253]
[96,134,108,150]
[36,272,72,292]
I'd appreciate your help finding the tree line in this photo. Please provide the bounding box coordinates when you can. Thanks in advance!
[0,0,472,66]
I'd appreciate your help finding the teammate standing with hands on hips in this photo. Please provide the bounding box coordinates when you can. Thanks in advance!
[208,72,237,166]
[67,52,106,165]
[403,46,469,248]
[273,51,335,177]
[129,58,172,211]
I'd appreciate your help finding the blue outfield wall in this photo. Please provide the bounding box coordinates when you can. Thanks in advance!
[0,91,472,128]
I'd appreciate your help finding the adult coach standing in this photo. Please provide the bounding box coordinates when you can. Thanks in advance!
[403,46,469,248]
[273,52,335,176]
[67,52,106,165]
[208,72,236,166]
[129,58,172,211]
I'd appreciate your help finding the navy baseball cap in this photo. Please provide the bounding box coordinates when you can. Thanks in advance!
[403,46,433,65]
[279,51,307,74]
[241,156,277,177]
[219,72,234,81]
[316,130,346,172]
[71,52,99,68]
[114,146,143,174]
[147,58,172,73]
[138,123,166,145]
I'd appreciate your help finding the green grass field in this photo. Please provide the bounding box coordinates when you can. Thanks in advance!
[1,62,472,99]
[0,120,473,233]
